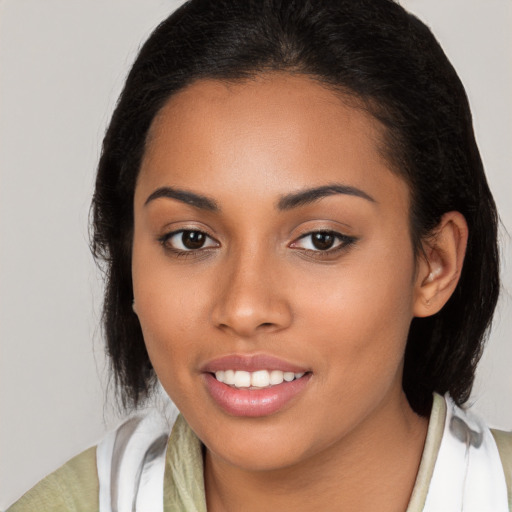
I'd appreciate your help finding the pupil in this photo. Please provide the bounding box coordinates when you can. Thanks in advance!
[182,231,205,249]
[312,232,334,250]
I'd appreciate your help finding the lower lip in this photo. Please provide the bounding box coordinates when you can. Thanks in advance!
[203,373,311,417]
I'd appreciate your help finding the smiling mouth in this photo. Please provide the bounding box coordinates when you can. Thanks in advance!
[213,369,307,389]
[204,367,312,417]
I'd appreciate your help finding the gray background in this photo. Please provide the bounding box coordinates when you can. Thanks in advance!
[1,0,511,508]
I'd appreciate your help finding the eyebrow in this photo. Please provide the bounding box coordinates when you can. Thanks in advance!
[144,182,375,212]
[277,184,376,210]
[144,186,219,211]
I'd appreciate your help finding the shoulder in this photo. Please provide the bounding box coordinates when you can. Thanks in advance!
[492,428,512,509]
[6,446,98,512]
[7,407,177,512]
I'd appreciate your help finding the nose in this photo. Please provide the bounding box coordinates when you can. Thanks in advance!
[211,250,293,338]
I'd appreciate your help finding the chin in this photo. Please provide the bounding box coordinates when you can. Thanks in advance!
[207,435,310,472]
[195,409,333,474]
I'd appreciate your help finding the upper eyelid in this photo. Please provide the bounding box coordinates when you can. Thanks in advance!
[159,227,346,238]
[160,226,217,239]
[290,219,354,236]
[293,229,352,241]
[291,231,353,245]
[297,229,343,237]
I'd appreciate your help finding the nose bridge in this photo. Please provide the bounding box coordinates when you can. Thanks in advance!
[211,242,292,336]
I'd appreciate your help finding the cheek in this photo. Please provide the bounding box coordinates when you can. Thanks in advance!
[135,275,204,357]
[294,239,416,384]
[131,236,205,379]
[134,281,207,411]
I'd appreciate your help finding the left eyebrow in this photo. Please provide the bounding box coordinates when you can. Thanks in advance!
[144,186,219,211]
[277,184,376,210]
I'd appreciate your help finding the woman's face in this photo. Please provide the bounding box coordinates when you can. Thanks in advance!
[132,73,423,471]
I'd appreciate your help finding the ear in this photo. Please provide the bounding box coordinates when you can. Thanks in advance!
[413,211,468,318]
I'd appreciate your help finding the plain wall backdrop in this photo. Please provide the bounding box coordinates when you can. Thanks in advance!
[0,0,511,508]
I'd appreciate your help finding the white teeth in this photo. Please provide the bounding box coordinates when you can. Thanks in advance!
[251,370,270,387]
[269,370,284,385]
[214,369,306,388]
[233,370,251,388]
[224,369,236,385]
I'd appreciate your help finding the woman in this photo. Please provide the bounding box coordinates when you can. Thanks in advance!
[8,0,511,510]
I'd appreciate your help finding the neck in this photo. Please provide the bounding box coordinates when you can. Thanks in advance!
[204,388,428,512]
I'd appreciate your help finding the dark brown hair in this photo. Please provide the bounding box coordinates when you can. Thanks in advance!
[91,0,499,415]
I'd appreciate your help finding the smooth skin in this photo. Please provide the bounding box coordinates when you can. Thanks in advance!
[132,73,468,512]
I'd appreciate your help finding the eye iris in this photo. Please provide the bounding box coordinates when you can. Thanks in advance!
[182,231,205,249]
[312,232,335,250]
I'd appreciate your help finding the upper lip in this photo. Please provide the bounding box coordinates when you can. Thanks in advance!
[201,354,309,373]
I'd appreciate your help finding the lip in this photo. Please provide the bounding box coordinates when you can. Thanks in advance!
[201,353,309,373]
[202,354,311,417]
[203,373,311,417]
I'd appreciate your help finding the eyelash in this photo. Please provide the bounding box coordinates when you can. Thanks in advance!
[158,229,357,258]
[291,230,357,257]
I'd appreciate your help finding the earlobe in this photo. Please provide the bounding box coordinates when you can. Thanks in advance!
[413,211,468,318]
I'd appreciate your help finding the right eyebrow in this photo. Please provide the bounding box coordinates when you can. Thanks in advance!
[277,183,376,210]
[144,186,219,212]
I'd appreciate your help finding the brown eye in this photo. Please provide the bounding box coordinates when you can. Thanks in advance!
[311,232,335,250]
[160,229,218,252]
[290,231,356,253]
[181,230,206,249]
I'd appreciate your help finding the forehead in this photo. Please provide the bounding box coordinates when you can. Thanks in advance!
[138,73,408,212]
[145,73,382,160]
